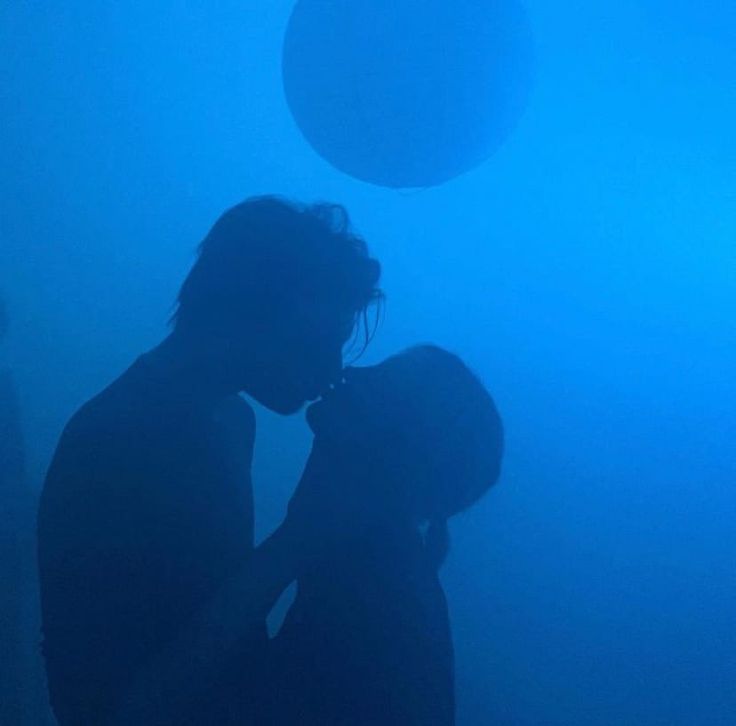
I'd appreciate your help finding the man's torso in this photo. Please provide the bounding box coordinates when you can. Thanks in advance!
[37,358,259,724]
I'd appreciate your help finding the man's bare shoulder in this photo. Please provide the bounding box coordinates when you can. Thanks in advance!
[214,394,256,434]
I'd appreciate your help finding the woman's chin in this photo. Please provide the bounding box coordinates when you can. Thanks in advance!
[306,396,347,439]
[306,398,327,433]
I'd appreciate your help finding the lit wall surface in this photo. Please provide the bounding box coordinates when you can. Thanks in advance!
[2,2,734,724]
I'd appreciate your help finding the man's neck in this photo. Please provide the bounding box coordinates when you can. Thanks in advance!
[142,332,240,403]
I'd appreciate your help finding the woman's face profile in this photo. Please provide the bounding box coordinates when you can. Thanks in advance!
[306,354,429,454]
[305,365,379,442]
[306,358,427,519]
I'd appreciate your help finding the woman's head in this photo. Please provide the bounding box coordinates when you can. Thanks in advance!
[308,344,504,525]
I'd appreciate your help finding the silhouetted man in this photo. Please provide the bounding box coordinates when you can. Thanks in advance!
[37,197,382,725]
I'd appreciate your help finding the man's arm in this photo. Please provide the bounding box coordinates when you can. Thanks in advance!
[116,521,300,724]
[116,434,357,725]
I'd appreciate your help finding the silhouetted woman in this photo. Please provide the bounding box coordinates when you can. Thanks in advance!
[268,345,504,725]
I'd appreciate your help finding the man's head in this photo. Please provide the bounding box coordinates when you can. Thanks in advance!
[173,196,382,413]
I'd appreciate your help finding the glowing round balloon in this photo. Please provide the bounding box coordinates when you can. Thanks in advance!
[282,0,533,188]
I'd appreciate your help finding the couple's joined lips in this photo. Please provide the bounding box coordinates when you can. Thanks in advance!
[306,366,364,406]
[312,372,348,399]
[306,381,338,402]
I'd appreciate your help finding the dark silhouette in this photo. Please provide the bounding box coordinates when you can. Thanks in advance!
[37,197,382,725]
[0,296,36,723]
[267,345,504,725]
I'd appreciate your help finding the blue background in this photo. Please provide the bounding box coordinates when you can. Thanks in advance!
[2,2,734,723]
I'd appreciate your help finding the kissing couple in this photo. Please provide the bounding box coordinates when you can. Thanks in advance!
[38,197,503,725]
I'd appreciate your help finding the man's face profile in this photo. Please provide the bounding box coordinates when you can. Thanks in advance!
[233,296,353,414]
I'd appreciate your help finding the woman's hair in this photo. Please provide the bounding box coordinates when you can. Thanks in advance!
[173,196,383,349]
[383,345,504,569]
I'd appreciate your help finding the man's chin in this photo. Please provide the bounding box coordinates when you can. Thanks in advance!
[245,389,305,415]
[269,396,307,416]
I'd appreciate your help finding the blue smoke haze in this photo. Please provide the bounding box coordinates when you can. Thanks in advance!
[2,2,734,724]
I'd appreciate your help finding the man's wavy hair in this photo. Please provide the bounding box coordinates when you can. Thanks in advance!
[173,196,383,356]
